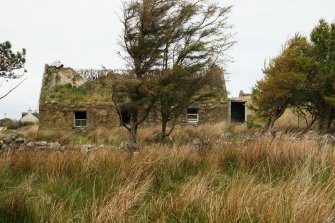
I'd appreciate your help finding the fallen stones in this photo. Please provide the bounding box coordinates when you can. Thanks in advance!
[119,141,139,150]
[80,144,93,153]
[3,137,12,144]
[15,137,26,144]
[192,138,210,150]
[49,142,61,150]
[317,134,335,145]
[303,130,319,140]
[35,141,48,147]
[26,141,35,148]
[258,130,335,145]
[0,134,64,152]
[220,132,233,139]
[192,138,202,150]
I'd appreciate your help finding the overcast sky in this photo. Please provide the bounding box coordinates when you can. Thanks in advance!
[0,0,334,119]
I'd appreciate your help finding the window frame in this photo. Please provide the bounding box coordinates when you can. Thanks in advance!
[74,111,87,128]
[186,108,199,123]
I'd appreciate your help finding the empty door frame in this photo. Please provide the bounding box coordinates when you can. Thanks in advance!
[228,99,247,123]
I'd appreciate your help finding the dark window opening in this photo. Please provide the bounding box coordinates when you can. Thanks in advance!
[186,108,199,123]
[231,102,245,123]
[74,111,87,127]
[121,110,131,125]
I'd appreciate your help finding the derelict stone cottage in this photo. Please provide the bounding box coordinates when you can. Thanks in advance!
[39,63,246,131]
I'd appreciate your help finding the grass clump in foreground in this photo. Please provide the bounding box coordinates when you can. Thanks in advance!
[1,124,335,222]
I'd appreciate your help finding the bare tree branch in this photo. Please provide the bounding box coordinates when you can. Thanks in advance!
[0,77,27,100]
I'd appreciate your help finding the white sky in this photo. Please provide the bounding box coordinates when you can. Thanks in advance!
[0,0,334,119]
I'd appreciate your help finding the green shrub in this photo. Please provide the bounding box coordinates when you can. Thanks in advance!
[246,119,261,129]
[70,131,92,146]
[7,121,32,130]
[0,118,13,127]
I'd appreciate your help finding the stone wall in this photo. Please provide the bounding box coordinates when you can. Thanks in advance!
[39,65,230,132]
[197,103,229,124]
[39,102,229,132]
[176,103,229,125]
[39,104,120,131]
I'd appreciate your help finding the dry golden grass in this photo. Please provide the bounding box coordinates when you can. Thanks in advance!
[273,108,317,132]
[25,127,74,144]
[89,127,129,146]
[275,109,304,130]
[1,123,335,223]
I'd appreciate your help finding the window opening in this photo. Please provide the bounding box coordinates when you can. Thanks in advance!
[74,111,87,127]
[186,108,199,123]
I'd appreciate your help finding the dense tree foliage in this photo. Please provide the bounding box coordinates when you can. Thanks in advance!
[251,20,335,132]
[158,65,225,143]
[310,20,335,130]
[112,75,159,144]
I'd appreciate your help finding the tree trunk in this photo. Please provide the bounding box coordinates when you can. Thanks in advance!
[268,116,276,130]
[318,116,325,132]
[129,125,137,144]
[160,113,179,144]
[126,111,139,150]
[262,116,276,133]
[304,117,316,132]
[326,114,333,131]
[262,104,287,133]
[161,120,167,144]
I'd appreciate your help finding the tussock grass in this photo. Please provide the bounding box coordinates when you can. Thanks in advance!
[1,127,335,222]
[274,108,319,132]
[89,127,128,146]
[25,128,74,145]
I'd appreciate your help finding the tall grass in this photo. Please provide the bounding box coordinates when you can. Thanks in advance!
[1,127,335,222]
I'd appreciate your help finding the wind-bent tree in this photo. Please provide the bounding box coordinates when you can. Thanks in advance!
[113,0,175,145]
[0,41,26,99]
[251,35,315,131]
[310,19,335,130]
[158,65,226,143]
[120,0,173,77]
[155,1,233,143]
[252,20,335,132]
[112,75,159,144]
[117,0,234,144]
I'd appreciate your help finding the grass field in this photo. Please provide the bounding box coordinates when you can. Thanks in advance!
[1,122,335,222]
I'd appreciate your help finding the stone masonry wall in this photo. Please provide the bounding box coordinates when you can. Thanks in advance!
[39,104,120,131]
[39,65,229,132]
[178,103,229,125]
[39,103,229,132]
